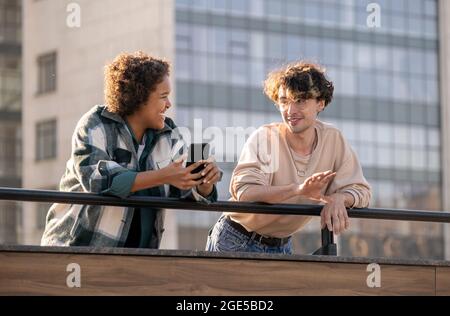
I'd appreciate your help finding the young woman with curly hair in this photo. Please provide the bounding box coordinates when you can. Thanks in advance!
[41,52,221,248]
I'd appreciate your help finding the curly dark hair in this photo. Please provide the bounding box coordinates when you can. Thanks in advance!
[264,61,334,107]
[104,51,170,117]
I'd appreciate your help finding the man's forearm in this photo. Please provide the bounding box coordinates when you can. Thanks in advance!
[238,184,298,203]
[325,192,355,208]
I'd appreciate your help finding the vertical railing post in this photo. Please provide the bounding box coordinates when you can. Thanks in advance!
[312,227,337,256]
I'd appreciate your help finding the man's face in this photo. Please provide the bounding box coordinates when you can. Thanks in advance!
[277,86,324,134]
[136,76,172,130]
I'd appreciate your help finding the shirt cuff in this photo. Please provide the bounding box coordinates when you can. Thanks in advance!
[342,189,359,209]
[102,171,138,198]
[181,185,218,204]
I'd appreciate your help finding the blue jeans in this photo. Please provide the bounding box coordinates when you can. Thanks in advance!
[206,215,293,254]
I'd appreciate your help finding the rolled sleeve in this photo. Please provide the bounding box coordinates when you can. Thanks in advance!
[102,170,138,198]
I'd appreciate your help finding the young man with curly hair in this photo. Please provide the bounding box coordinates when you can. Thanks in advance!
[41,52,221,248]
[206,62,372,254]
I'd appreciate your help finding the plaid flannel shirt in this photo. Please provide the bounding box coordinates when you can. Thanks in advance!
[41,105,218,248]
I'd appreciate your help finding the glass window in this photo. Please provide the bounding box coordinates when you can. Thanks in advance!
[424,18,437,38]
[250,32,265,59]
[392,74,409,102]
[409,76,426,103]
[407,15,424,37]
[210,0,227,11]
[176,34,192,51]
[394,147,410,169]
[356,44,372,69]
[192,54,208,81]
[428,149,440,172]
[230,58,249,85]
[357,70,375,98]
[411,149,426,170]
[377,145,394,168]
[339,4,355,28]
[408,0,423,15]
[391,14,407,34]
[303,1,321,24]
[250,60,265,88]
[230,0,249,14]
[266,0,283,18]
[209,55,228,83]
[359,144,376,167]
[209,28,227,55]
[376,123,394,145]
[339,69,356,96]
[230,30,249,57]
[286,0,301,21]
[191,0,207,10]
[340,42,355,68]
[392,47,408,74]
[374,46,390,70]
[175,52,191,80]
[408,50,425,75]
[359,122,375,143]
[390,0,406,13]
[424,0,437,16]
[410,126,426,147]
[376,72,393,99]
[176,0,191,9]
[322,4,339,27]
[394,125,410,146]
[266,34,284,60]
[302,36,320,61]
[341,120,357,142]
[427,129,440,148]
[249,0,265,17]
[425,51,438,76]
[192,26,207,52]
[426,79,438,105]
[323,40,339,66]
[36,120,57,161]
[37,51,57,94]
[286,35,302,61]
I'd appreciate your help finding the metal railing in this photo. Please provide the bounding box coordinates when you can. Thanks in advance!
[1,186,450,255]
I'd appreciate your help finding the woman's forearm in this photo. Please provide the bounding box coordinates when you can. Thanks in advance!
[130,169,166,193]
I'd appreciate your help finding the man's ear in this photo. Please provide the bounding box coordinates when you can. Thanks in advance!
[318,100,325,113]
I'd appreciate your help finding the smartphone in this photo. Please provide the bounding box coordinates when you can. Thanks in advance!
[186,143,210,174]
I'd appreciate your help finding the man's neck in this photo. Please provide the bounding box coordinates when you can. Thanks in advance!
[285,125,317,156]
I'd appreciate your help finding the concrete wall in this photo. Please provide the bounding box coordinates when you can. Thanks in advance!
[22,0,177,246]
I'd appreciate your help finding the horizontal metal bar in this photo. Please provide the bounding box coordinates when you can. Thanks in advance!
[1,187,450,223]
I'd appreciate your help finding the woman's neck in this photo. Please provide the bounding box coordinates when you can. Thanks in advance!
[126,115,146,144]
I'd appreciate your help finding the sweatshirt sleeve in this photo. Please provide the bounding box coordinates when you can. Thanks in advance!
[230,127,278,201]
[325,131,372,208]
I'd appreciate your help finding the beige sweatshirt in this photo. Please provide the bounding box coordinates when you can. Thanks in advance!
[226,120,372,238]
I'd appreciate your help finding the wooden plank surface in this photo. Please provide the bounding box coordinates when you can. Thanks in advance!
[0,251,437,295]
[436,267,450,295]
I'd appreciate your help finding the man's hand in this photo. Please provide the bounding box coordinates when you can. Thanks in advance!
[196,158,221,197]
[297,170,336,202]
[320,193,350,235]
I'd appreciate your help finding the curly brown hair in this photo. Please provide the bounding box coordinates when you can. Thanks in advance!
[104,51,170,117]
[264,61,334,107]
